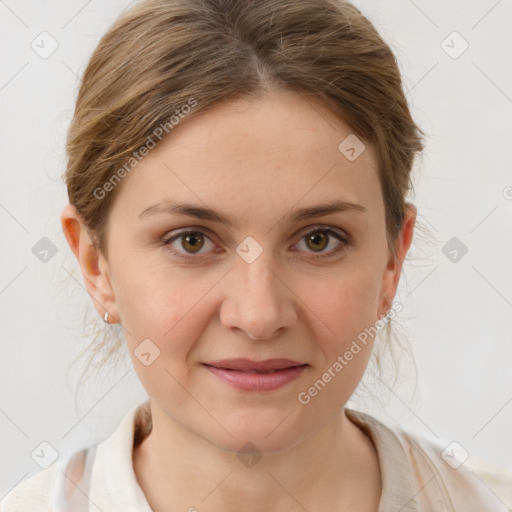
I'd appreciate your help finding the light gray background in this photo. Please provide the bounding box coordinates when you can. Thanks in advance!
[1,0,511,499]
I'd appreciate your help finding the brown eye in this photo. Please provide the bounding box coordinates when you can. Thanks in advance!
[305,230,329,252]
[164,230,215,258]
[181,232,205,253]
[295,227,349,259]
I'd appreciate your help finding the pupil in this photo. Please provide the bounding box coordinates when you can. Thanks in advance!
[183,233,203,253]
[308,231,328,251]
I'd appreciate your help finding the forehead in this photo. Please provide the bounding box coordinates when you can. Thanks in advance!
[110,91,382,227]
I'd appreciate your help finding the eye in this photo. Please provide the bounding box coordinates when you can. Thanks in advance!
[163,230,216,259]
[162,226,350,262]
[293,227,349,259]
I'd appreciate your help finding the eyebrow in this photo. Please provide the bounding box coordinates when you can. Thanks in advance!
[138,199,367,227]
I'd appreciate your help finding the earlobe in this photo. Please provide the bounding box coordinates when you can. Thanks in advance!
[60,204,119,324]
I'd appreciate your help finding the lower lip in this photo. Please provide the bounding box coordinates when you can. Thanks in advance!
[203,364,308,391]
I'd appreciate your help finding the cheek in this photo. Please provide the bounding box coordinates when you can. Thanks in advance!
[117,272,211,410]
[294,268,381,415]
[299,263,382,345]
[114,259,222,360]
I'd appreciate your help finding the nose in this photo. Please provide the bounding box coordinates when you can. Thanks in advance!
[219,255,297,341]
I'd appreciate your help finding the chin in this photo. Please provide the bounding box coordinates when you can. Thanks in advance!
[200,410,310,457]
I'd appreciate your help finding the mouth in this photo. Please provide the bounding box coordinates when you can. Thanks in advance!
[202,359,309,392]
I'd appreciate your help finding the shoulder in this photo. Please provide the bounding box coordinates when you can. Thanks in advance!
[0,463,59,512]
[345,408,512,511]
[1,444,93,512]
[396,424,512,510]
[1,402,150,512]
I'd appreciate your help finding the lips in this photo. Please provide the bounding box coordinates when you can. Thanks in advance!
[203,359,308,392]
[203,358,306,373]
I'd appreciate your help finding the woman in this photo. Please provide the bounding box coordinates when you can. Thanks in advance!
[2,0,511,510]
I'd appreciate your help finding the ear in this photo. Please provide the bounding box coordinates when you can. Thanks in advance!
[378,203,417,317]
[60,204,119,324]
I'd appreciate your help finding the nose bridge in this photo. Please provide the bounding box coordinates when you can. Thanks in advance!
[234,234,277,291]
[220,241,295,339]
[237,248,280,305]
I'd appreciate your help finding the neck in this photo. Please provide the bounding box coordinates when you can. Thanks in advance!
[133,403,382,512]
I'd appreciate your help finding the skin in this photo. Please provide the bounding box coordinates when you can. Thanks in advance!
[61,89,416,511]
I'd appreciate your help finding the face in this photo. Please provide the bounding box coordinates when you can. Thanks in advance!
[63,90,414,455]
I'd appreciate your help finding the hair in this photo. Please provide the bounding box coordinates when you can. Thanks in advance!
[62,0,427,413]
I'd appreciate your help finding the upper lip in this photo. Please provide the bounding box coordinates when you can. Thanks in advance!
[203,358,307,371]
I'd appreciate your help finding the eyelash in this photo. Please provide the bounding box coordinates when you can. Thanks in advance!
[161,226,350,262]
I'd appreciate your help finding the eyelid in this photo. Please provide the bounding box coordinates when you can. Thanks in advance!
[295,224,348,241]
[291,226,349,260]
[163,228,217,258]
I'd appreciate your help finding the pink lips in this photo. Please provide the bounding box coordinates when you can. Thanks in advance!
[203,358,308,392]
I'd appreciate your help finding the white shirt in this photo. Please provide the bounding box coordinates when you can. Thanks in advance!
[1,400,511,511]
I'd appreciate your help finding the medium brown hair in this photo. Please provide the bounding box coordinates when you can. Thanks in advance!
[63,0,424,408]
